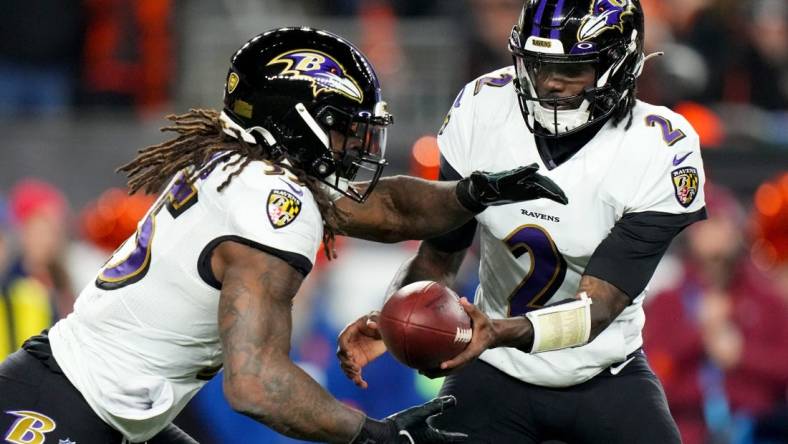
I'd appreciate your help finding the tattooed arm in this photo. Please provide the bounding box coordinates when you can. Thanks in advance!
[212,240,363,443]
[336,176,472,243]
[336,165,568,243]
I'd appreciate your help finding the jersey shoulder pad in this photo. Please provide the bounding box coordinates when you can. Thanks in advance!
[611,101,705,214]
[230,160,306,193]
[438,66,518,176]
[626,101,700,152]
[216,158,320,239]
[446,66,518,115]
[465,66,518,109]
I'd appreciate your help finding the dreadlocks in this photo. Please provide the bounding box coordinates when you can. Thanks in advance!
[117,108,344,260]
[611,77,638,131]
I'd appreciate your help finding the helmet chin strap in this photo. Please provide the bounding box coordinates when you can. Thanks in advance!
[220,105,331,152]
[219,110,278,146]
[637,51,664,78]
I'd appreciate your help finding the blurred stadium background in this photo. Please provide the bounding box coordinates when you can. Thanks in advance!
[0,1,786,443]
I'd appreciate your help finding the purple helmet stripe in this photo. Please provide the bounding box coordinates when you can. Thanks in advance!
[550,0,567,39]
[531,0,549,37]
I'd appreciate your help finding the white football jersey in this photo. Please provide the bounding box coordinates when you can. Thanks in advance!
[438,67,706,387]
[49,155,322,442]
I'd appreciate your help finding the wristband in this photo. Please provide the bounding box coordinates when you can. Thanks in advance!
[525,292,592,353]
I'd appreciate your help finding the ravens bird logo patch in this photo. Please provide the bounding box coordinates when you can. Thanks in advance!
[671,167,699,208]
[267,190,302,229]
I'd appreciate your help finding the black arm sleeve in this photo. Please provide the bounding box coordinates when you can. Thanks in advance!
[423,155,478,253]
[584,208,707,299]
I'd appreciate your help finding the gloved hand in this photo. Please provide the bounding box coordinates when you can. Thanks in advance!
[351,396,467,443]
[456,163,568,213]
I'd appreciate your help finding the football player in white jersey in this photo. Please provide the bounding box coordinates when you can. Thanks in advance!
[0,28,568,444]
[338,1,708,442]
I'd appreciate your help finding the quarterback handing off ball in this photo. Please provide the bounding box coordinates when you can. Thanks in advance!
[378,281,472,371]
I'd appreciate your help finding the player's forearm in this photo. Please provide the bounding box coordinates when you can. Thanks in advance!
[340,176,474,243]
[490,317,534,352]
[380,176,474,241]
[489,276,630,353]
[386,243,467,298]
[218,250,365,443]
[225,354,364,443]
[578,275,630,340]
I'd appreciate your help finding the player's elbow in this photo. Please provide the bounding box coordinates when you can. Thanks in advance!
[224,355,293,433]
[588,296,630,340]
[223,373,282,426]
[223,376,258,414]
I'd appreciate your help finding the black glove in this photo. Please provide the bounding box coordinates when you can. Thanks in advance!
[455,163,568,213]
[350,396,467,443]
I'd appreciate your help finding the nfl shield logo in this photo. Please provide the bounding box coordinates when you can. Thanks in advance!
[267,190,302,229]
[671,167,700,208]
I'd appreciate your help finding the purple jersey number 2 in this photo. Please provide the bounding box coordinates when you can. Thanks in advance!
[645,114,687,146]
[504,225,567,315]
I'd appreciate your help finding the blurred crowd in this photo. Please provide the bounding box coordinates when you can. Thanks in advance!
[321,0,788,105]
[0,0,172,117]
[645,178,788,444]
[1,0,787,443]
[0,180,153,359]
[2,1,788,122]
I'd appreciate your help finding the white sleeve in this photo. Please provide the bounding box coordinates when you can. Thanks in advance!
[618,111,707,215]
[436,84,475,177]
[224,171,322,275]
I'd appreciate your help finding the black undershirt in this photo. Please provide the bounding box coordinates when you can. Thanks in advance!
[534,113,611,170]
[585,208,707,298]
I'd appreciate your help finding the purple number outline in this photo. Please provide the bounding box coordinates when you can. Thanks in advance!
[166,172,199,218]
[168,176,197,211]
[97,173,199,289]
[97,208,158,285]
[645,114,687,146]
[439,88,468,135]
[504,224,567,316]
[473,73,514,96]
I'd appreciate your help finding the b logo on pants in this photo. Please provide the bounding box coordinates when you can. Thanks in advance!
[4,410,56,444]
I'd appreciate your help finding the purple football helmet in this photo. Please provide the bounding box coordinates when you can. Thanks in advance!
[223,27,393,202]
[509,0,645,138]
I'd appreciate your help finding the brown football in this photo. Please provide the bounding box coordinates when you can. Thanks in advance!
[378,281,472,371]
